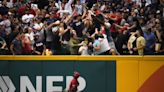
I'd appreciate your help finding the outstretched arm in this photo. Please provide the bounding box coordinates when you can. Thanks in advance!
[10,44,15,55]
[46,21,60,30]
[114,23,123,29]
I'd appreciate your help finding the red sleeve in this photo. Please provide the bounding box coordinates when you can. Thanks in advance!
[28,9,36,16]
[116,16,122,24]
[18,6,26,15]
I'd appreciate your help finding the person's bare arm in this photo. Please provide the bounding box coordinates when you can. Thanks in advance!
[10,44,15,55]
[0,38,6,49]
[82,5,87,19]
[33,47,41,55]
[128,22,137,30]
[47,21,60,30]
[1,43,6,49]
[42,45,46,55]
[59,26,66,36]
[63,14,73,24]
[35,23,45,31]
[91,28,99,38]
[127,33,136,50]
[61,26,72,35]
[155,29,162,42]
[94,45,101,51]
[114,23,123,29]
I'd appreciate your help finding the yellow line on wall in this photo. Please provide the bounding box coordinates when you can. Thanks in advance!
[0,55,145,61]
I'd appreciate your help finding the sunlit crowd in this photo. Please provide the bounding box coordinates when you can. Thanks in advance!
[0,0,163,55]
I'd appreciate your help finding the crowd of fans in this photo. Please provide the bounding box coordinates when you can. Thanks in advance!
[0,0,163,55]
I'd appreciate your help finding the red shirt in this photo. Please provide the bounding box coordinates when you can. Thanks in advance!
[18,6,36,16]
[69,79,79,92]
[109,14,122,32]
[22,36,32,52]
[53,12,60,19]
[119,25,129,33]
[101,26,106,34]
[124,0,132,3]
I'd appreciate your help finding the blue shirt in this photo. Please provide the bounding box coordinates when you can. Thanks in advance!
[80,0,86,4]
[144,32,156,51]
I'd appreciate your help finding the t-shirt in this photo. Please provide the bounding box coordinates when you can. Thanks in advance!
[110,14,122,32]
[144,32,156,51]
[132,17,141,32]
[22,36,32,52]
[34,41,44,53]
[52,32,61,52]
[136,36,146,55]
[86,0,96,9]
[22,14,34,23]
[25,33,35,49]
[75,4,83,15]
[11,39,22,55]
[45,28,53,42]
[72,21,84,38]
[18,6,36,16]
[0,6,9,15]
[1,19,12,34]
[35,29,45,42]
[79,46,88,55]
[98,35,111,54]
[64,0,74,14]
[93,35,111,55]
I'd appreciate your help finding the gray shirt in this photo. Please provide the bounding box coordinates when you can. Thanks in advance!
[45,28,54,42]
[36,30,45,42]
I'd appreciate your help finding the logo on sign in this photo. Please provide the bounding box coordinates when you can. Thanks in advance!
[0,76,86,92]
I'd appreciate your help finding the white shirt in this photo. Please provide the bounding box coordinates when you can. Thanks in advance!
[65,0,74,14]
[3,19,11,34]
[132,0,152,6]
[75,4,83,15]
[22,14,34,23]
[33,23,44,30]
[79,46,89,55]
[58,0,74,15]
[94,35,111,55]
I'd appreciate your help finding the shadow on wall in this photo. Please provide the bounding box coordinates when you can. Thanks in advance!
[138,65,164,92]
